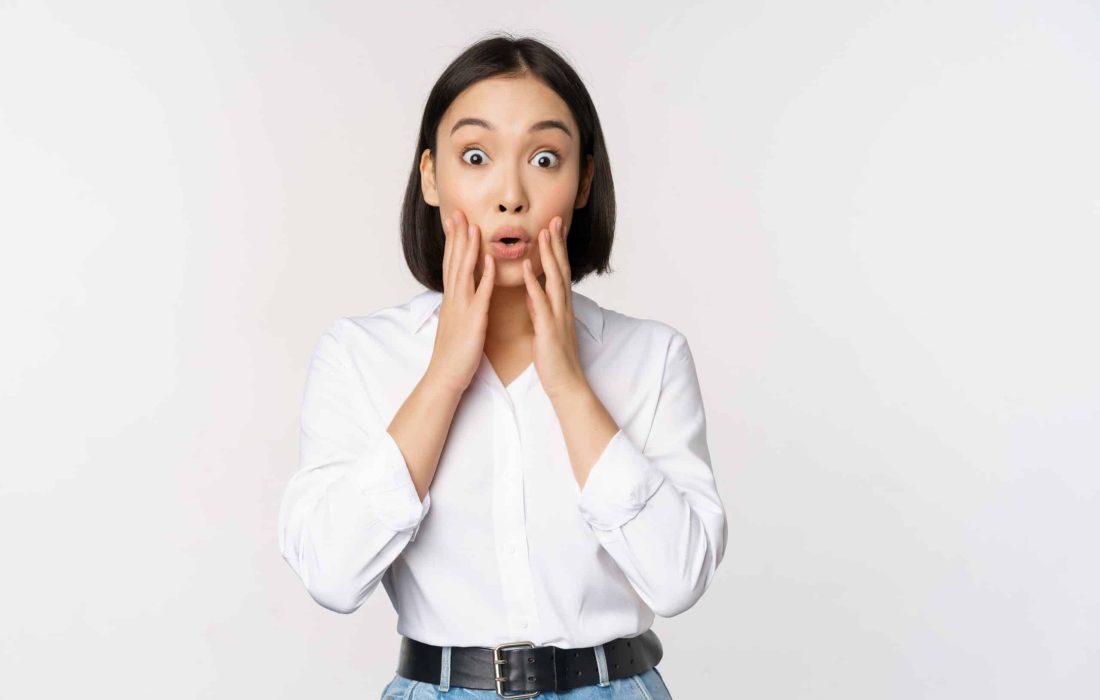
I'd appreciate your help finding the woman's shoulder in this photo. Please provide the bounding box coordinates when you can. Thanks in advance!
[319,289,444,344]
[576,292,694,381]
[590,292,688,349]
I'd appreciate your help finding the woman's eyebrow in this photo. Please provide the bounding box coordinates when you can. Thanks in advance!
[450,117,573,140]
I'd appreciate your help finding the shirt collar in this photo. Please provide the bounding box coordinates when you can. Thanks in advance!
[405,288,604,343]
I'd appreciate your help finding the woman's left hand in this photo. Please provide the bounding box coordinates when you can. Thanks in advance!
[523,215,588,401]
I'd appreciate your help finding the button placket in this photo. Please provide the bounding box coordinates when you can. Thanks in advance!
[491,387,541,638]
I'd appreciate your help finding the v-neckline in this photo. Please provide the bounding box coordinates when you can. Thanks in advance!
[501,361,535,392]
[479,353,537,396]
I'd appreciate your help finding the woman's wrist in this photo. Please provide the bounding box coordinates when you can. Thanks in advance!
[420,365,469,403]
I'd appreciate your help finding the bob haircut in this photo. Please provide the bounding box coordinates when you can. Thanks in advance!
[400,33,617,292]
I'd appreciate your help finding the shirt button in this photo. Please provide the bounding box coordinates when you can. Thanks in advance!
[520,621,529,629]
[508,545,516,554]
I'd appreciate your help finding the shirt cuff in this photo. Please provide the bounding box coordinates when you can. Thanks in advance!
[353,429,432,538]
[576,428,667,531]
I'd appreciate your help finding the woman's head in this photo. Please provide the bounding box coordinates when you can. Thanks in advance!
[401,34,616,291]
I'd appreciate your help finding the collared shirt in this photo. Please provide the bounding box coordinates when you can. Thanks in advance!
[277,288,728,648]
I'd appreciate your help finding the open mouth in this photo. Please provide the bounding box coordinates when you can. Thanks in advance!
[491,238,529,259]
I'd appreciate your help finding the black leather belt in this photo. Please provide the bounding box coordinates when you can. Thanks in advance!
[396,629,663,698]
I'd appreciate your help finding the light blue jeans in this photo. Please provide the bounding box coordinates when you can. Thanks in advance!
[379,644,673,699]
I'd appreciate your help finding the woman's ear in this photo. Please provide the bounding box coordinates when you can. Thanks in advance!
[574,154,594,209]
[420,148,440,206]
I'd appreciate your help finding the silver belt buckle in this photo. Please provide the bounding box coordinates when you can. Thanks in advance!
[492,641,540,698]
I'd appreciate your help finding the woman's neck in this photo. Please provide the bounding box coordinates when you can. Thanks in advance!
[485,284,537,343]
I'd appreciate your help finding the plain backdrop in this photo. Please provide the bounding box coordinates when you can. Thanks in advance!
[1,1,1098,698]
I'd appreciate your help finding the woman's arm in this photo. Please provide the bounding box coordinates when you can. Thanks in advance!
[277,318,462,614]
[557,331,728,618]
[388,348,465,504]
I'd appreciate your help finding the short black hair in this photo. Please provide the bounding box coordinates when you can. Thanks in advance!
[400,33,616,292]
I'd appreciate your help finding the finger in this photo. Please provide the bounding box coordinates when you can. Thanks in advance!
[550,216,574,314]
[522,258,551,330]
[442,215,454,291]
[538,226,565,319]
[475,252,495,309]
[448,210,468,295]
[459,221,479,299]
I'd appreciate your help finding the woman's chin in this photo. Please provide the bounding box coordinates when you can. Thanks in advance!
[492,275,529,287]
[475,264,536,287]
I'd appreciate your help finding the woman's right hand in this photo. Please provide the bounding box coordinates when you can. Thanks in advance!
[425,210,496,396]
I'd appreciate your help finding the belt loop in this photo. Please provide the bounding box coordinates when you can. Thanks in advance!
[593,643,610,687]
[439,645,451,692]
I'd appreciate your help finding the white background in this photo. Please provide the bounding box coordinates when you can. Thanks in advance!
[1,1,1097,698]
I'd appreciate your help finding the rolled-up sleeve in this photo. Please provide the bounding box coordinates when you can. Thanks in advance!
[576,332,727,618]
[277,319,430,614]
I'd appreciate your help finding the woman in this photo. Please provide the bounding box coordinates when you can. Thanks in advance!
[277,34,727,699]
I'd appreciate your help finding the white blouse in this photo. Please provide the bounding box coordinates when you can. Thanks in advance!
[277,288,727,648]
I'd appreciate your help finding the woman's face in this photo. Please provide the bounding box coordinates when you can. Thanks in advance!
[421,74,594,287]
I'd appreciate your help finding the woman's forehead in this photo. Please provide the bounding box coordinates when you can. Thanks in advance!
[444,77,575,135]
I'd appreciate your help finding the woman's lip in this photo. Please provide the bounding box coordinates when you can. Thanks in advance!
[491,240,529,260]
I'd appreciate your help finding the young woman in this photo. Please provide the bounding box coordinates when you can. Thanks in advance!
[278,34,727,699]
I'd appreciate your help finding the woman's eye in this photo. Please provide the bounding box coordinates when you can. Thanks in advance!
[461,147,488,166]
[531,150,561,169]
